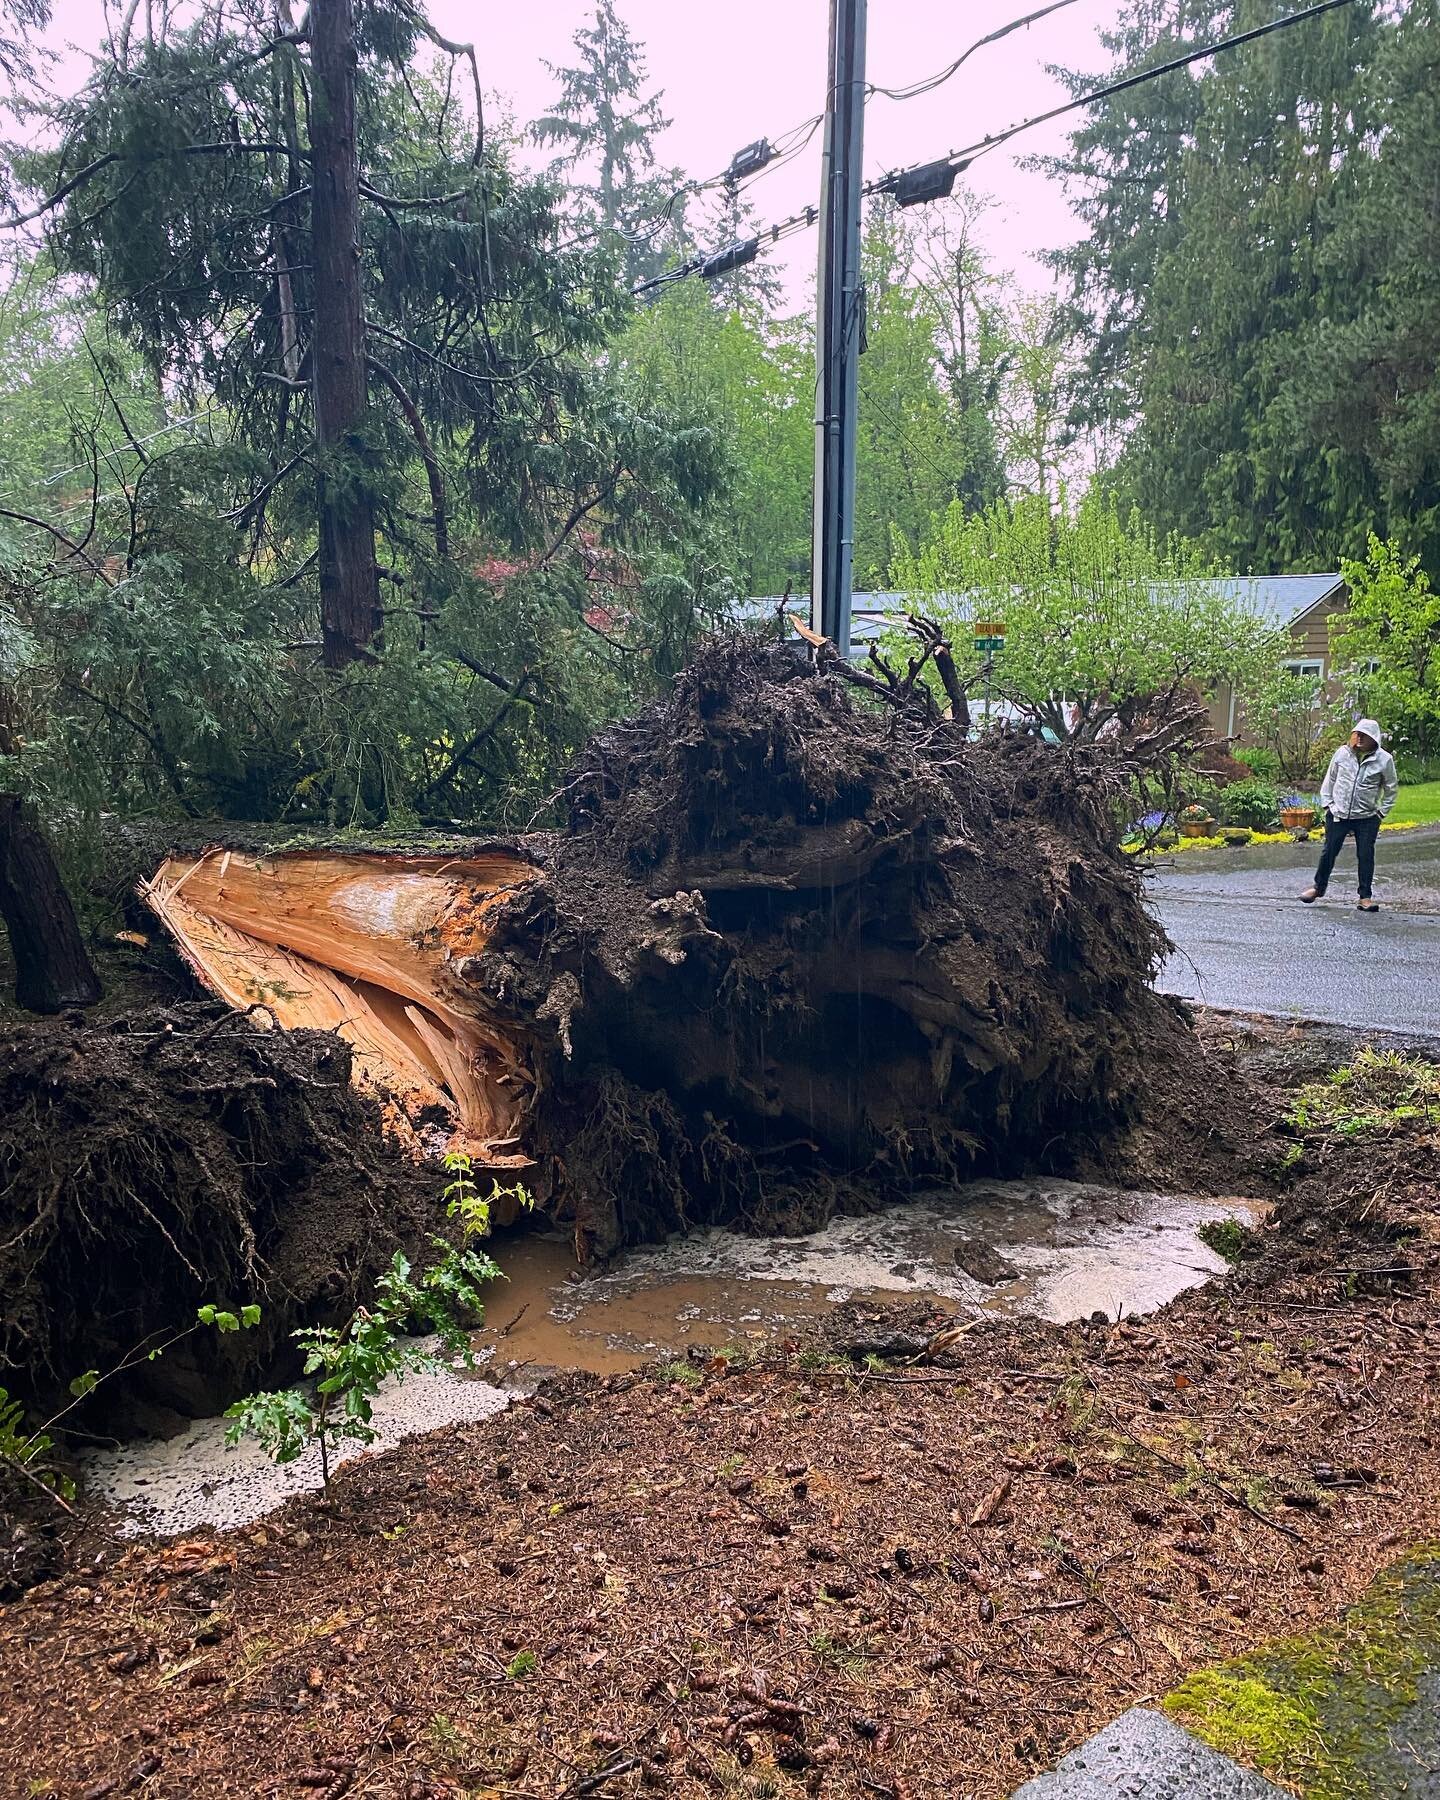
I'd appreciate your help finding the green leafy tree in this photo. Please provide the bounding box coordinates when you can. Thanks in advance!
[619,280,809,597]
[1240,665,1341,784]
[893,490,1279,740]
[1333,535,1440,758]
[853,200,1009,587]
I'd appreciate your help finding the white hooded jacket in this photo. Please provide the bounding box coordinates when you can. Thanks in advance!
[1320,719,1400,821]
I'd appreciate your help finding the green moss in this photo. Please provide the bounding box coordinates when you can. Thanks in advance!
[1164,1545,1440,1797]
[1167,1670,1320,1770]
[1197,1218,1253,1264]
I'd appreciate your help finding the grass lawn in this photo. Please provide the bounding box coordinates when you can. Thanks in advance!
[1391,778,1440,827]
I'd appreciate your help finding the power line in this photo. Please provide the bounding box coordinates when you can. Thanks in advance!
[866,0,1080,102]
[614,5,1071,269]
[637,0,1364,296]
[0,405,220,513]
[873,0,1362,197]
[558,3,1074,269]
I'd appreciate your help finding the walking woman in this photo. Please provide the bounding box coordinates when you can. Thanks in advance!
[1299,719,1399,911]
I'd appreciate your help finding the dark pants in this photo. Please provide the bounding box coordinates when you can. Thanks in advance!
[1313,812,1381,898]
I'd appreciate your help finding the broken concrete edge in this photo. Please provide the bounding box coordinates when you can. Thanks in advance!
[1010,1706,1293,1798]
[1014,1544,1440,1797]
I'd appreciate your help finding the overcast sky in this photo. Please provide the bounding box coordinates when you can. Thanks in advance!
[41,0,1129,299]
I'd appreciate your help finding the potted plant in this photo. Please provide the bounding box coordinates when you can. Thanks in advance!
[1179,804,1215,839]
[1279,795,1318,830]
[1218,826,1253,848]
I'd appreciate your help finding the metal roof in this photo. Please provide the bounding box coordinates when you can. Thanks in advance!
[743,575,1345,655]
[1198,574,1345,628]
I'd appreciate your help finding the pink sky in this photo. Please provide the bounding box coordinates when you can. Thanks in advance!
[41,0,1127,295]
[427,0,1126,295]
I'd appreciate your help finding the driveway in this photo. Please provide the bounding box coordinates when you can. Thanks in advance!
[1149,825,1440,1034]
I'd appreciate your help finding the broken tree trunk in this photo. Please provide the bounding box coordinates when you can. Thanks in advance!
[0,794,102,1014]
[143,639,1202,1258]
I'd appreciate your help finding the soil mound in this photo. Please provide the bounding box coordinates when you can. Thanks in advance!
[0,1002,442,1418]
[476,636,1209,1255]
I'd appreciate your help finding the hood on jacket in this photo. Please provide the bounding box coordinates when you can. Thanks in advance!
[1353,717,1384,750]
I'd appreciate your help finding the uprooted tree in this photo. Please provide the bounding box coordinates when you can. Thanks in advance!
[144,631,1215,1260]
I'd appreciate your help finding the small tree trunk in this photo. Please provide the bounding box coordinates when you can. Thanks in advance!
[311,0,380,669]
[0,795,102,1013]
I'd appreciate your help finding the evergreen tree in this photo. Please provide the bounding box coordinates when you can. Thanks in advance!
[533,1,682,285]
[1281,0,1440,575]
[1041,0,1432,574]
[1036,0,1224,447]
[0,0,735,830]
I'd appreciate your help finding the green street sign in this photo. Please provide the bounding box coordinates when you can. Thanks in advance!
[973,635,1005,653]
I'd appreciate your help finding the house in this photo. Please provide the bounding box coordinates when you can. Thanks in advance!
[1201,573,1349,745]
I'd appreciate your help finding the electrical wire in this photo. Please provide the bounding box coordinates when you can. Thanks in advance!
[871,0,1362,199]
[641,0,1364,296]
[866,0,1081,102]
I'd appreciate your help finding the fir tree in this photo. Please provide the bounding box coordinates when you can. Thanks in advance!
[532,1,682,284]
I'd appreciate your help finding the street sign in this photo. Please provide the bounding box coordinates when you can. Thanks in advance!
[973,620,1005,654]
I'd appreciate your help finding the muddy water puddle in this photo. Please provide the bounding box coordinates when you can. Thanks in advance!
[89,1179,1264,1537]
[475,1178,1268,1378]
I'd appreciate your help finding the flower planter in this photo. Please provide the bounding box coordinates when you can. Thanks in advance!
[1280,806,1316,830]
[1179,819,1215,839]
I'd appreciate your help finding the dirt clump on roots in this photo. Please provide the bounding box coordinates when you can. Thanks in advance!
[473,637,1236,1256]
[0,1001,443,1423]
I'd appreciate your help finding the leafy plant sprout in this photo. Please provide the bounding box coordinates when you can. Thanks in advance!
[1,1304,260,1512]
[225,1158,532,1494]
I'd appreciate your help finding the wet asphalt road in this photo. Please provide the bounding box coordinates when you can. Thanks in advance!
[1149,825,1440,1034]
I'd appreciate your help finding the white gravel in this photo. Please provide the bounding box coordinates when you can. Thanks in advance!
[86,1346,512,1538]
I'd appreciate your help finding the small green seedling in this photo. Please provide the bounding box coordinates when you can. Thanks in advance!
[225,1241,498,1492]
[1,1303,260,1510]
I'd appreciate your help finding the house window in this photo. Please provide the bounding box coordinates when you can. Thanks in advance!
[1283,658,1324,680]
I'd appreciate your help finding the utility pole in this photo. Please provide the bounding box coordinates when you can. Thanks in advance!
[811,0,867,653]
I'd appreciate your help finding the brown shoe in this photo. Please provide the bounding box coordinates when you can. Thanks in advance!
[1299,887,1321,904]
[1357,898,1380,912]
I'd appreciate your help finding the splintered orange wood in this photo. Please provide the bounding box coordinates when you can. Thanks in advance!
[142,849,539,1165]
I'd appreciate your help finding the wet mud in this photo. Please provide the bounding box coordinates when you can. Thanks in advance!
[475,1178,1269,1378]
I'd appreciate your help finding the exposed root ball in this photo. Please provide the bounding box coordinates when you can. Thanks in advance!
[0,1004,442,1416]
[134,637,1210,1267]
[480,638,1197,1255]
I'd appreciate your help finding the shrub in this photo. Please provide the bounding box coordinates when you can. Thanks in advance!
[1218,777,1280,830]
[1234,745,1281,781]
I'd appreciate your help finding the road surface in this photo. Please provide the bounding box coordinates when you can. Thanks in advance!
[1150,825,1440,1034]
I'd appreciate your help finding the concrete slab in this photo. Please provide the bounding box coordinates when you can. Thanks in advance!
[1011,1707,1291,1798]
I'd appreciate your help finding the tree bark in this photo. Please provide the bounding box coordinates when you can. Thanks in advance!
[0,795,102,1013]
[310,0,380,669]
